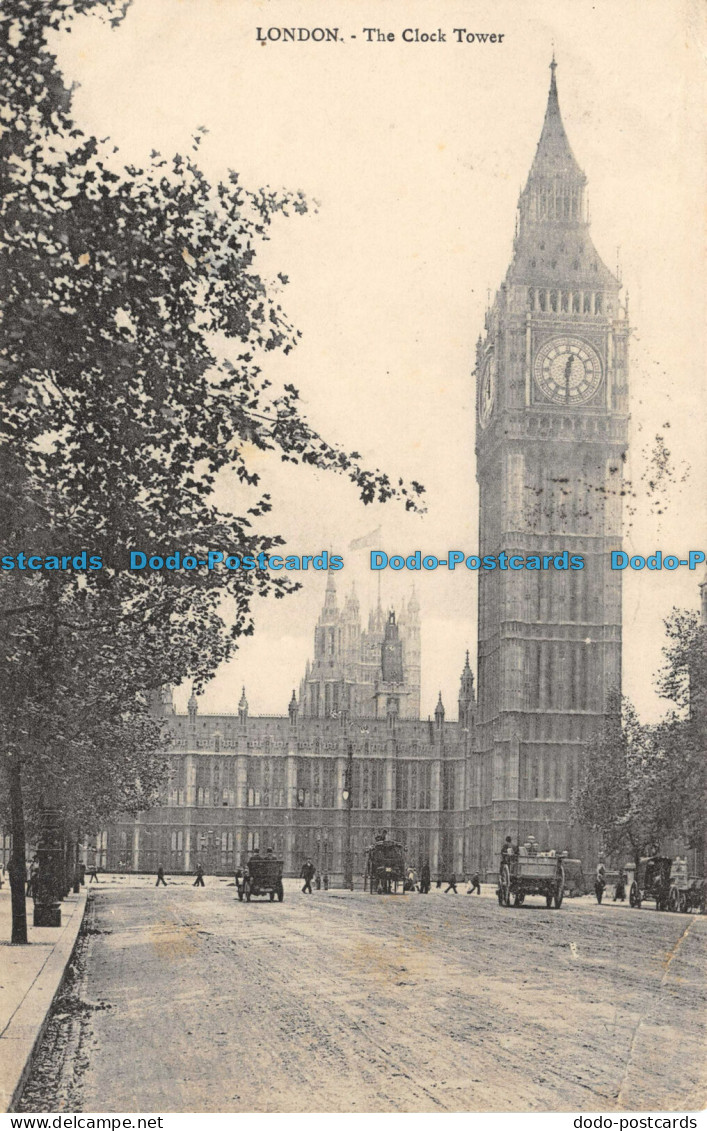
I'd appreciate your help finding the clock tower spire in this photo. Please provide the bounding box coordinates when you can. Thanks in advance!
[471,60,630,873]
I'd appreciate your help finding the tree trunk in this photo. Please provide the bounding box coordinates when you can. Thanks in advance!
[73,834,81,894]
[7,755,28,944]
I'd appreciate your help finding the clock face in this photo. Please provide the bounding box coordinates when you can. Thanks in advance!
[534,337,602,405]
[479,353,496,428]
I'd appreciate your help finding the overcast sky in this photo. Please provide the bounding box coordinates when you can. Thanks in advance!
[54,0,706,722]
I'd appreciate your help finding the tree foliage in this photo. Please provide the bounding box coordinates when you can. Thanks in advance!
[573,610,706,864]
[0,0,424,939]
[571,693,653,865]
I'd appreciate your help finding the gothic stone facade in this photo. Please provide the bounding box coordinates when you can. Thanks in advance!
[104,64,628,881]
[104,578,472,881]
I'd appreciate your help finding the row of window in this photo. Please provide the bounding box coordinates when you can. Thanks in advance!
[168,772,465,811]
[528,288,605,315]
[530,185,583,222]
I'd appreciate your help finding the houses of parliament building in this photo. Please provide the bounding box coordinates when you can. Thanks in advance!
[103,61,629,881]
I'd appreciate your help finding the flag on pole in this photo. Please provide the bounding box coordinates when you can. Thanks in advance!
[348,526,382,551]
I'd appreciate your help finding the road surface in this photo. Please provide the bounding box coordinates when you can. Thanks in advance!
[18,876,707,1113]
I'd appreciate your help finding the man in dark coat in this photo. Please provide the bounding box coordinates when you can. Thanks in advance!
[420,861,431,894]
[467,870,481,894]
[445,873,458,894]
[300,859,315,894]
[193,862,205,887]
[156,864,167,887]
[614,869,627,902]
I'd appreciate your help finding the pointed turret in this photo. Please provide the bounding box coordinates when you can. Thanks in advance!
[458,650,476,730]
[288,689,298,726]
[319,566,338,623]
[238,685,248,725]
[343,582,360,623]
[460,649,474,689]
[187,687,198,724]
[434,691,445,727]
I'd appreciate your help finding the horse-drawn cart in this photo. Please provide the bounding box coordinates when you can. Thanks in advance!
[628,857,672,911]
[497,849,565,909]
[667,859,705,914]
[365,838,406,894]
[237,855,284,902]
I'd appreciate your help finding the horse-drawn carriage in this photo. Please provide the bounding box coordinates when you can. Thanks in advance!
[237,854,284,902]
[628,857,672,911]
[365,837,406,894]
[497,846,565,909]
[667,859,705,914]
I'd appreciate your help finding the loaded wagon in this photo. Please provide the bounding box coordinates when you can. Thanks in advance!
[365,838,406,894]
[237,855,284,902]
[497,848,565,909]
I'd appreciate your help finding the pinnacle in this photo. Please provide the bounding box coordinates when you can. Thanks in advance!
[526,57,585,185]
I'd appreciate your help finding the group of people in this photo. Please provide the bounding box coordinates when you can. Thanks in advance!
[501,834,545,859]
[154,862,205,886]
[401,864,482,895]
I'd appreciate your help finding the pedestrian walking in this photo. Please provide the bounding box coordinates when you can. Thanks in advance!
[420,861,431,894]
[27,859,39,897]
[323,873,329,891]
[315,870,321,891]
[156,864,167,887]
[89,865,100,883]
[193,862,205,887]
[614,869,627,902]
[467,870,481,895]
[445,873,458,894]
[300,858,315,894]
[595,861,606,904]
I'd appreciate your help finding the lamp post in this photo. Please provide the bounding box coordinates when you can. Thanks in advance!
[342,741,353,890]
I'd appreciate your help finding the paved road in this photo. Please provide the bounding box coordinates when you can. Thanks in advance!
[18,877,707,1113]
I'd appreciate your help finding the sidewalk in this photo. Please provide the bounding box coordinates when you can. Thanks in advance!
[0,885,88,1112]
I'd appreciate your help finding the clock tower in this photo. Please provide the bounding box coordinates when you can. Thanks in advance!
[472,60,629,871]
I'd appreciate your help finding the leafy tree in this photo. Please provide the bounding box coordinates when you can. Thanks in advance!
[574,609,706,868]
[649,608,706,859]
[656,608,706,715]
[0,1,424,941]
[572,693,655,867]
